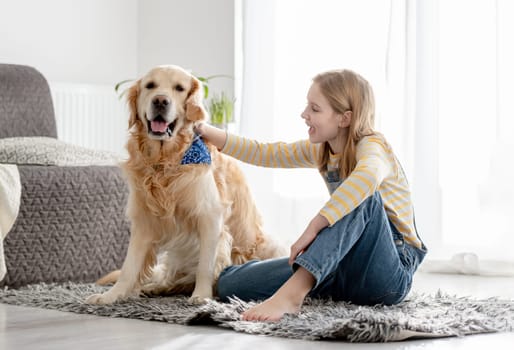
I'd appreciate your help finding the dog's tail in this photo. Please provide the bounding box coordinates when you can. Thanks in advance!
[96,269,121,285]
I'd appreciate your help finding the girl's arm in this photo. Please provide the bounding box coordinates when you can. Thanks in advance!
[195,122,318,168]
[288,138,392,264]
[319,137,392,225]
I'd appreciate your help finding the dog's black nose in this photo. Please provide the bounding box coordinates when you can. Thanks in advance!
[152,95,171,110]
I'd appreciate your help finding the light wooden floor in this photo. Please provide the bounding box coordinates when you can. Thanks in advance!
[1,272,514,350]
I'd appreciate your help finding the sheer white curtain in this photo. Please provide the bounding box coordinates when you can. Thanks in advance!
[435,0,514,260]
[236,0,404,246]
[236,0,514,260]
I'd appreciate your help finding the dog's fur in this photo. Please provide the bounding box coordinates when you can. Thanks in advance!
[86,65,285,304]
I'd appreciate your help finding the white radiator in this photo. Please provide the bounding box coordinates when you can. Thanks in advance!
[50,82,129,156]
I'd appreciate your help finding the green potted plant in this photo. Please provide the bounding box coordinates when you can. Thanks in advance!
[206,91,234,129]
[196,75,235,129]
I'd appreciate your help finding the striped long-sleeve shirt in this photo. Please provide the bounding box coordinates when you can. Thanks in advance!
[222,133,422,249]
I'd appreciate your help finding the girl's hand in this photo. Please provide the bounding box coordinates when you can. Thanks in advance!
[289,228,317,265]
[288,214,329,265]
[193,122,227,150]
[193,121,205,136]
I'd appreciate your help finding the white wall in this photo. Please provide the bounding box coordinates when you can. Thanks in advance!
[0,0,138,85]
[138,0,235,97]
[0,0,235,94]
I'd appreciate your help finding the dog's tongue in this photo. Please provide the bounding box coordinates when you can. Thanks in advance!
[151,120,168,133]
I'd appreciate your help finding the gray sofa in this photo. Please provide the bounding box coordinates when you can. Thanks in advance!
[0,63,130,288]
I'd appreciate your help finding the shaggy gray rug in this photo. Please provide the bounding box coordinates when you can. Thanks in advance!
[1,282,513,342]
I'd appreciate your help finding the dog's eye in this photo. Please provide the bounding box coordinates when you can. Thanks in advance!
[175,84,185,92]
[145,82,156,89]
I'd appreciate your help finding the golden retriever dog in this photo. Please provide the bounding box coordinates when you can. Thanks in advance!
[85,65,285,305]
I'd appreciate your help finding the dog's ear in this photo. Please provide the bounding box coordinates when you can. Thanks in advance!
[185,76,207,122]
[127,81,140,129]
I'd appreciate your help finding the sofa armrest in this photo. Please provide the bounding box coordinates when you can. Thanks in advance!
[1,165,130,288]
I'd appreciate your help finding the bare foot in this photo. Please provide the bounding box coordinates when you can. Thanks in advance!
[240,266,315,322]
[241,295,301,322]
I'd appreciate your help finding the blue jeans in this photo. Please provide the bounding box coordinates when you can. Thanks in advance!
[216,192,427,305]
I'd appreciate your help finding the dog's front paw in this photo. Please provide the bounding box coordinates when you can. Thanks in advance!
[189,286,213,304]
[188,294,211,304]
[85,292,120,305]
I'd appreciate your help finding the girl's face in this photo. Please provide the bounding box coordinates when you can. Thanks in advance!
[301,82,346,152]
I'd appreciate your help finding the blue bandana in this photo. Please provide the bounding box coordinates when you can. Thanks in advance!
[181,135,211,165]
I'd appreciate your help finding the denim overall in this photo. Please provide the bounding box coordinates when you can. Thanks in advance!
[217,168,427,305]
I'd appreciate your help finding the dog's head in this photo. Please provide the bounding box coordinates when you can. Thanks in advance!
[127,65,207,140]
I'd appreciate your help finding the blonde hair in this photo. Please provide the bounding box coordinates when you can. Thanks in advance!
[314,69,376,178]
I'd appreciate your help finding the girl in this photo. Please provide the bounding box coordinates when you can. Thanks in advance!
[194,69,427,322]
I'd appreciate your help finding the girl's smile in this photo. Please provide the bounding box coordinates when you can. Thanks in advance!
[306,122,315,136]
[301,82,347,152]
